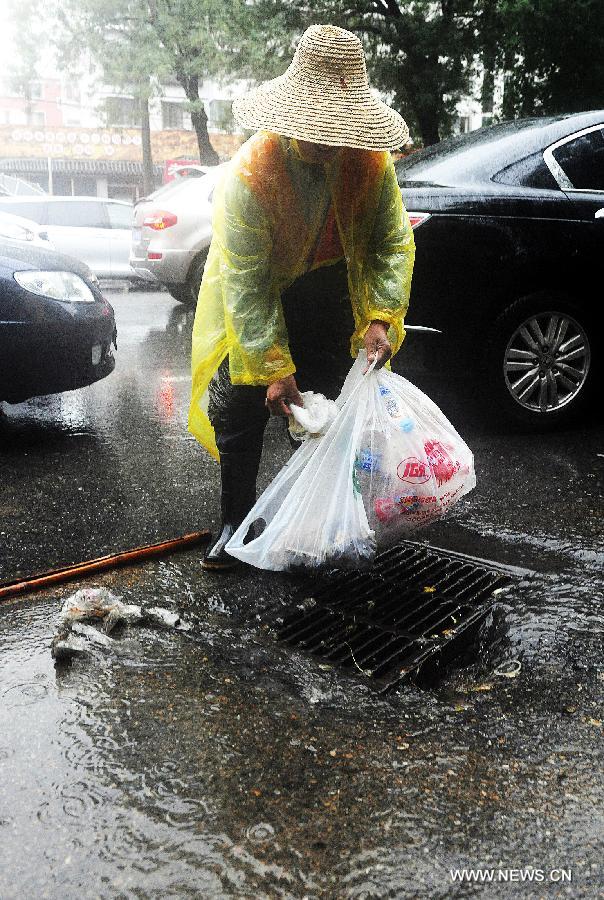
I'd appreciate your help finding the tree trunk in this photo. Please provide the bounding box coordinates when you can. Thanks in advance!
[177,73,219,165]
[414,103,441,147]
[481,67,495,113]
[478,0,500,116]
[140,96,155,197]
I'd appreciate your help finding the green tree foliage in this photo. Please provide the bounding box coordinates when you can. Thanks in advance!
[492,0,604,118]
[51,0,260,164]
[7,0,47,111]
[245,0,604,145]
[246,0,482,147]
[8,0,604,162]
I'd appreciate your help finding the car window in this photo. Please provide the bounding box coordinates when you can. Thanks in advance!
[492,151,560,190]
[106,202,133,229]
[551,127,604,190]
[0,201,47,223]
[141,181,185,204]
[46,201,108,228]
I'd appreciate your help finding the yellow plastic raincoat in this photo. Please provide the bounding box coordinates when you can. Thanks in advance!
[189,130,415,460]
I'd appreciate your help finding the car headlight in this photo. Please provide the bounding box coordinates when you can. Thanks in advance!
[14,270,95,303]
[0,224,35,241]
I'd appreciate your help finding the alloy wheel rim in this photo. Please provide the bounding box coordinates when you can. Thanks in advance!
[503,311,590,413]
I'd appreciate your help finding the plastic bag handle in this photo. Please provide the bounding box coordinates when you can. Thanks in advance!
[335,353,379,417]
[364,356,379,376]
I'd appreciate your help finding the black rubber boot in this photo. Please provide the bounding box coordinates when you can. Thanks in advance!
[202,449,262,571]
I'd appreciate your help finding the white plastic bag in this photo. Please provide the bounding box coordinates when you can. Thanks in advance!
[226,352,476,571]
[288,391,339,441]
[58,587,143,633]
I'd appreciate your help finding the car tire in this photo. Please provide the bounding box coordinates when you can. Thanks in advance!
[485,293,596,430]
[165,250,209,307]
[167,284,193,305]
[180,250,209,307]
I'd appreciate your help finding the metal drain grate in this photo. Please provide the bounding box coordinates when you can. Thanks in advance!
[278,542,525,691]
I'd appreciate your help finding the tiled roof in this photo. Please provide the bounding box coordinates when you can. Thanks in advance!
[0,157,163,176]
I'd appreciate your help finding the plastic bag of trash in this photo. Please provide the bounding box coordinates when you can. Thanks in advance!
[58,587,143,634]
[226,351,475,572]
[288,391,339,442]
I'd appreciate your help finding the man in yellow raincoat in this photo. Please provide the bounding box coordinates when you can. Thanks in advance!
[189,24,416,569]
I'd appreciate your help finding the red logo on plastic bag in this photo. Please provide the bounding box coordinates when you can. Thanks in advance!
[397,457,430,484]
[424,440,460,487]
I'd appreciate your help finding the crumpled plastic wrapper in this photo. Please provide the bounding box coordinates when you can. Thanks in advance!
[51,587,188,662]
[288,391,339,441]
[58,587,143,634]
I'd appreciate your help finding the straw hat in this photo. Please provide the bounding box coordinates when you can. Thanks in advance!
[232,24,410,151]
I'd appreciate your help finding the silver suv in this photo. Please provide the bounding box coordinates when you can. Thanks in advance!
[130,167,225,305]
[0,196,134,280]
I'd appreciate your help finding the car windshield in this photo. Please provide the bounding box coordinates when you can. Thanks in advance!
[140,167,222,205]
[0,201,46,223]
[46,201,107,228]
[396,117,560,184]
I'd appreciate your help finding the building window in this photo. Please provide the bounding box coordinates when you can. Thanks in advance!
[105,96,140,127]
[62,83,81,103]
[208,99,234,133]
[29,110,46,126]
[162,101,185,130]
[458,115,471,134]
[29,81,43,99]
[8,110,27,125]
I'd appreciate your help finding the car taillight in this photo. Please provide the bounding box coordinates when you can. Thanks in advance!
[407,212,432,229]
[143,211,178,230]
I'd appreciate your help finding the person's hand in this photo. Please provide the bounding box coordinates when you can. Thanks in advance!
[363,320,392,372]
[266,375,303,417]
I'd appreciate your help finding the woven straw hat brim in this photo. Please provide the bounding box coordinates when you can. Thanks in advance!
[232,72,410,152]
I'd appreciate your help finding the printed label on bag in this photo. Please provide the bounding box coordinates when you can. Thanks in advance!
[424,440,461,487]
[397,457,430,484]
[375,494,442,523]
[355,449,382,473]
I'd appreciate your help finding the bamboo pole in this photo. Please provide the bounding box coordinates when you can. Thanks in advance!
[0,530,211,602]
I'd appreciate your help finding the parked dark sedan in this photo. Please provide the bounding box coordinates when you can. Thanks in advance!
[0,239,116,404]
[397,110,603,427]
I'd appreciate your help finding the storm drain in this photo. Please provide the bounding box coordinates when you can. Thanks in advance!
[278,542,524,691]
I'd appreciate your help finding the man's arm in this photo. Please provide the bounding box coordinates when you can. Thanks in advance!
[358,155,416,364]
[214,172,298,388]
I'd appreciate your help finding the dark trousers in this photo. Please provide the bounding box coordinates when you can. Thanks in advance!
[208,262,354,454]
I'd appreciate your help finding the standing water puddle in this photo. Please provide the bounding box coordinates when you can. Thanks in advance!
[1,556,603,898]
[0,599,308,898]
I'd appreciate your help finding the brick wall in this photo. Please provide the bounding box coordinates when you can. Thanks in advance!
[209,132,247,159]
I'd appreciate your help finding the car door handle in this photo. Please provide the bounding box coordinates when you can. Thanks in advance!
[595,208,604,219]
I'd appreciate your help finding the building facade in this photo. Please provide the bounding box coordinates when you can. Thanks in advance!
[0,75,245,200]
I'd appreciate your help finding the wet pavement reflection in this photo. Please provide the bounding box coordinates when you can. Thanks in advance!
[0,290,602,897]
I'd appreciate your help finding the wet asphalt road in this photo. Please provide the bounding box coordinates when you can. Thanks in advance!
[0,289,602,898]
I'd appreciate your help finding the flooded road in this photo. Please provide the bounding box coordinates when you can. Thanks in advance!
[1,290,602,897]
